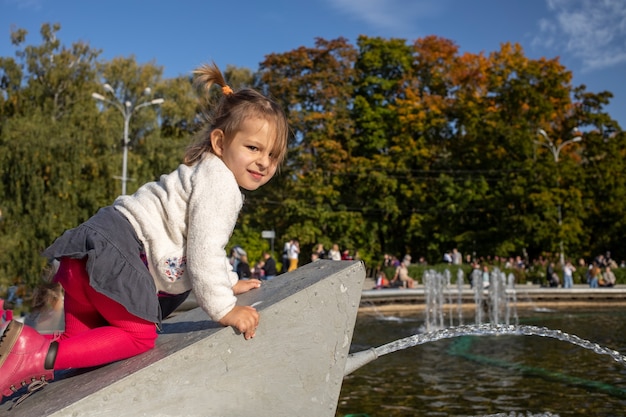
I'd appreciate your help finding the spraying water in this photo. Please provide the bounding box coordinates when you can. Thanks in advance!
[425,267,517,329]
[345,267,626,376]
[345,323,626,375]
[342,272,626,416]
[456,268,464,325]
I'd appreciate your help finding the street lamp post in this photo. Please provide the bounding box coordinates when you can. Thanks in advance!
[92,84,164,195]
[535,128,582,266]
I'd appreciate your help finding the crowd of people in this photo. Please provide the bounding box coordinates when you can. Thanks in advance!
[528,252,621,289]
[228,246,278,281]
[228,241,360,281]
[374,249,624,290]
[584,253,618,288]
[441,249,624,290]
[232,242,623,290]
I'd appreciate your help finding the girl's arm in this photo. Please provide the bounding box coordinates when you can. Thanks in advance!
[186,157,244,322]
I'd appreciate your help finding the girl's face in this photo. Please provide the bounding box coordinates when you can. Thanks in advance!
[211,118,279,191]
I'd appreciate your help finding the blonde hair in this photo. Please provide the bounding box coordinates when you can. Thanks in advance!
[30,282,64,312]
[184,62,289,166]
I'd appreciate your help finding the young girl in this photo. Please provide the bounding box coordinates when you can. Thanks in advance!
[0,62,288,400]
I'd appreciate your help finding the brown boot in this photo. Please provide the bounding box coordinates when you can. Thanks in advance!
[0,320,58,399]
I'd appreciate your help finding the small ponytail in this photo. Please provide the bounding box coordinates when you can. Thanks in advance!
[192,62,232,97]
[185,61,289,167]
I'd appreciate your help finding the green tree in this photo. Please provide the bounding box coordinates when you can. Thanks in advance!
[569,85,626,260]
[0,23,106,287]
[92,56,170,192]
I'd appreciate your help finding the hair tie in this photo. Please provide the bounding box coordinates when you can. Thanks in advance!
[222,85,234,96]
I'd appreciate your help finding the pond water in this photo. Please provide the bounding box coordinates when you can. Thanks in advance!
[336,309,626,417]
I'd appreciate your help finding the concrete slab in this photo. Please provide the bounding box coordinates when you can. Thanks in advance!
[1,260,365,417]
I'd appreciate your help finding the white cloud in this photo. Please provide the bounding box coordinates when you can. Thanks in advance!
[537,0,626,72]
[325,0,444,36]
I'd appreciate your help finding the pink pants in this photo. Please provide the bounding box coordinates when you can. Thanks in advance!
[52,257,157,370]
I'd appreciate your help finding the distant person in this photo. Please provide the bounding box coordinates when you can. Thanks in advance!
[229,245,246,273]
[236,254,252,280]
[374,271,391,289]
[6,281,24,307]
[313,243,326,259]
[481,265,491,289]
[6,283,18,304]
[588,265,601,288]
[328,244,341,261]
[281,240,291,273]
[599,266,616,287]
[452,248,462,265]
[391,255,416,288]
[261,252,277,281]
[469,262,481,289]
[546,262,559,287]
[251,260,265,280]
[0,62,288,401]
[287,239,300,271]
[562,260,576,289]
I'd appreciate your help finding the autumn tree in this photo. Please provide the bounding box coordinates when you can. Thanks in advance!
[256,37,362,259]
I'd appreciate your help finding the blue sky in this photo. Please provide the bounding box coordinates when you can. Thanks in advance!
[2,0,625,128]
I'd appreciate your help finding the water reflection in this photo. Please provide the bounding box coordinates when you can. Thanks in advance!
[337,310,626,417]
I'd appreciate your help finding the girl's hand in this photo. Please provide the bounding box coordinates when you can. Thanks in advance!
[233,278,261,295]
[219,305,259,339]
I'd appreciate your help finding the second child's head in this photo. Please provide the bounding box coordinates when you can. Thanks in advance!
[31,282,64,312]
[185,62,289,191]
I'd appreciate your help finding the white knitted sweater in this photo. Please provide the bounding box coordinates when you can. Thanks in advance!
[114,153,243,321]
